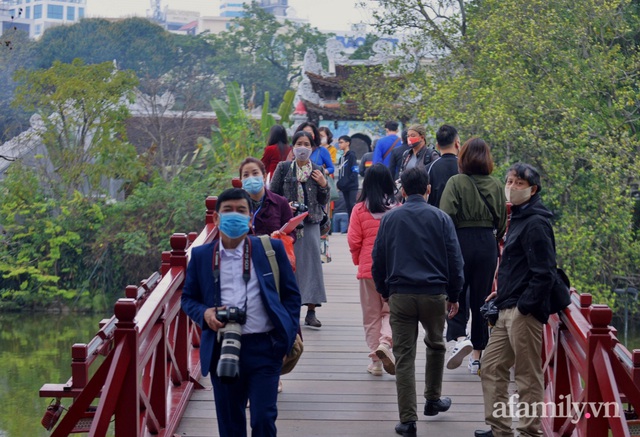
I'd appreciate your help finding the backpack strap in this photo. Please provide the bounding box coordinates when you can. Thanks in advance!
[258,235,280,297]
[383,137,401,160]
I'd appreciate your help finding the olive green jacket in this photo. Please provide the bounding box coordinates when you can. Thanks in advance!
[439,174,508,239]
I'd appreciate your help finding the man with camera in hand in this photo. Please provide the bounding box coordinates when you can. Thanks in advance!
[181,188,301,437]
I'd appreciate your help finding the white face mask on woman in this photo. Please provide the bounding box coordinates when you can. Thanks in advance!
[505,186,532,205]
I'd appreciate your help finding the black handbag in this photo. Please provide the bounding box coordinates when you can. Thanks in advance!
[319,209,331,236]
[550,268,571,314]
[480,299,499,326]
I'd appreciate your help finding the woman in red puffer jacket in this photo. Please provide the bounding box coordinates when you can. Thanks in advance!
[347,163,399,376]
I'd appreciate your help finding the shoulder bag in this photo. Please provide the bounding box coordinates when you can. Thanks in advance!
[467,175,500,239]
[258,235,304,375]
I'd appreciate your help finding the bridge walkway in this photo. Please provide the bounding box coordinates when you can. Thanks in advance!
[175,233,487,437]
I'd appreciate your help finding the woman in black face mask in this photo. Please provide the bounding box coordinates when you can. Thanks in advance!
[270,131,330,328]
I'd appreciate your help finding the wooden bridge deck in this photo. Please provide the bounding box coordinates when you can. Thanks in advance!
[175,233,487,437]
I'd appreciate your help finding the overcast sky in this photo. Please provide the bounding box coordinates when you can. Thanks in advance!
[84,0,373,32]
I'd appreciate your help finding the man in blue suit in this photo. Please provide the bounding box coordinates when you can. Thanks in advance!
[181,188,301,437]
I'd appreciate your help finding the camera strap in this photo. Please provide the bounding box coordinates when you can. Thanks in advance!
[212,237,251,308]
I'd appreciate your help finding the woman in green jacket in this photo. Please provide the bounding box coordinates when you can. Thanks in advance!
[439,138,507,374]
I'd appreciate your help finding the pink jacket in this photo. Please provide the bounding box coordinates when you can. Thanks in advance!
[348,202,395,279]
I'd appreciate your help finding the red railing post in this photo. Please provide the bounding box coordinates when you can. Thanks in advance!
[113,299,140,437]
[205,196,217,224]
[580,305,613,437]
[71,343,90,389]
[171,233,190,381]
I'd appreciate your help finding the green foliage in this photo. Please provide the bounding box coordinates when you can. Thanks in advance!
[34,18,178,78]
[0,164,105,309]
[91,169,227,296]
[205,1,331,108]
[358,0,640,309]
[187,82,293,179]
[13,58,144,197]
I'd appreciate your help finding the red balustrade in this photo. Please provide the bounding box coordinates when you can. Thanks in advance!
[38,193,640,436]
[543,289,640,436]
[39,196,218,436]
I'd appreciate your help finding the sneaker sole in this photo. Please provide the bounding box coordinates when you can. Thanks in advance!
[375,347,396,375]
[367,368,383,376]
[446,343,473,369]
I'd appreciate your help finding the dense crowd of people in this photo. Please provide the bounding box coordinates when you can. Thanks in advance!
[182,120,560,437]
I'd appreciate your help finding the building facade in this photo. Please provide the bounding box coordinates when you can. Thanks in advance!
[2,0,86,38]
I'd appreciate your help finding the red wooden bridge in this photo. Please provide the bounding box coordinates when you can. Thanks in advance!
[39,197,640,436]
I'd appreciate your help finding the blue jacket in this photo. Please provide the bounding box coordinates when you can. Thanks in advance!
[181,236,301,377]
[372,134,402,167]
[310,147,335,174]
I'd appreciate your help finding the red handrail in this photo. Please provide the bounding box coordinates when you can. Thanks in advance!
[543,290,640,436]
[39,196,218,436]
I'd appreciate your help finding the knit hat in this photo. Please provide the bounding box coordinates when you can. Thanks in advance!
[407,124,426,139]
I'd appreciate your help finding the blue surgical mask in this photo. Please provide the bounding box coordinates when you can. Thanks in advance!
[219,212,250,239]
[242,176,264,195]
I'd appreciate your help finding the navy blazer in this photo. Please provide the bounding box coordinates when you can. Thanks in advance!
[181,235,301,377]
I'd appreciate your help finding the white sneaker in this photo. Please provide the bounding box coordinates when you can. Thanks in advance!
[367,361,383,376]
[446,339,473,369]
[468,356,481,375]
[374,343,396,375]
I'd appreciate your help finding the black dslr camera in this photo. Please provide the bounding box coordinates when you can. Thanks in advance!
[291,202,308,215]
[216,306,247,325]
[215,307,247,383]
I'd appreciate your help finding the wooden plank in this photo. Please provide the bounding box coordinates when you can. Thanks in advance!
[174,234,489,436]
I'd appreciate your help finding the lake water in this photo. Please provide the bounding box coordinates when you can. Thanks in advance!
[0,312,108,437]
[0,311,639,436]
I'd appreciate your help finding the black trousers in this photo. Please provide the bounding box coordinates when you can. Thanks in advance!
[446,227,498,351]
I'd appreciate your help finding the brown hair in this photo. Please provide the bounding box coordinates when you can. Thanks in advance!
[238,157,266,177]
[458,137,494,175]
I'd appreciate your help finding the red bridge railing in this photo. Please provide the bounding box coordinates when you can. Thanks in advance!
[39,194,640,436]
[543,289,640,436]
[39,196,218,437]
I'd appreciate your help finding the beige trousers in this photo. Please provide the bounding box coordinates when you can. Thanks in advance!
[480,307,544,437]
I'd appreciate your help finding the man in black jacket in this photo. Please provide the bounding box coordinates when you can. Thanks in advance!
[372,167,464,437]
[476,163,556,437]
[426,124,460,208]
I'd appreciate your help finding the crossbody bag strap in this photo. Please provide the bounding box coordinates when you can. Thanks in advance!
[258,235,280,297]
[383,137,401,160]
[466,175,500,236]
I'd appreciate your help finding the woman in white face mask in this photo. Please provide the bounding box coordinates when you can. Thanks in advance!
[239,157,294,239]
[270,131,330,328]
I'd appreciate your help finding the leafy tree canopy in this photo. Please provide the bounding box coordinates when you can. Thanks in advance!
[351,0,640,305]
[13,59,144,197]
[204,1,331,107]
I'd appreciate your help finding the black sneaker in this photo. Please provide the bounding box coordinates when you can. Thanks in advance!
[474,430,494,437]
[394,421,417,436]
[424,397,452,416]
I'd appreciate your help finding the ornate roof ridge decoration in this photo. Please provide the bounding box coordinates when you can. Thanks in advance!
[294,37,401,123]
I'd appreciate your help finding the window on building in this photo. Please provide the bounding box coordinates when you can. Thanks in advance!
[67,6,74,20]
[47,4,63,19]
[35,24,42,35]
[25,6,30,18]
[33,4,42,19]
[78,7,84,18]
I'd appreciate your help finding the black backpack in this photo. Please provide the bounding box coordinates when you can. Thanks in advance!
[400,144,440,173]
